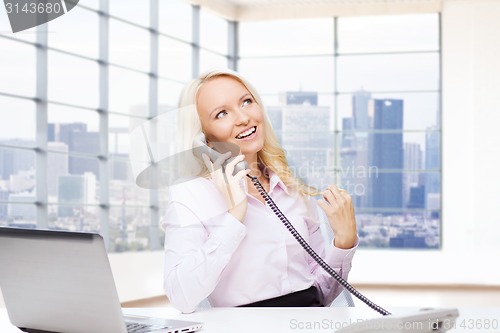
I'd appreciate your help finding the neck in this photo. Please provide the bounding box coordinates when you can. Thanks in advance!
[244,153,267,181]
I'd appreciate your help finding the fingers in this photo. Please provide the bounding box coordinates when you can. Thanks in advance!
[318,185,352,214]
[318,184,357,249]
[223,154,247,178]
[316,198,330,213]
[322,185,345,205]
[233,167,250,183]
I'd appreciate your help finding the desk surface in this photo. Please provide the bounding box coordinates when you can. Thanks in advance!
[1,307,499,333]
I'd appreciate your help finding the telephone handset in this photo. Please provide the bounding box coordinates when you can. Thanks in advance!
[192,133,248,175]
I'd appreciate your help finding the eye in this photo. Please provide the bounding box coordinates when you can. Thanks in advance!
[215,110,228,119]
[242,98,252,107]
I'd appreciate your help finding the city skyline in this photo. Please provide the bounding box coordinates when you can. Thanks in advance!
[0,87,441,204]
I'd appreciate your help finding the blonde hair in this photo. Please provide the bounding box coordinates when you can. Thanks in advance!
[178,69,319,197]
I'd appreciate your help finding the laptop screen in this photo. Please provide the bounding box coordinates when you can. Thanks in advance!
[0,227,128,333]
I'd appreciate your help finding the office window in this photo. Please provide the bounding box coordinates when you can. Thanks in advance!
[0,97,36,148]
[0,147,36,227]
[239,19,334,57]
[159,37,192,81]
[338,14,439,53]
[337,53,440,92]
[48,7,98,58]
[337,15,441,249]
[47,106,100,157]
[48,52,99,107]
[3,204,37,228]
[47,204,100,232]
[200,8,228,55]
[109,66,149,116]
[337,92,440,131]
[158,79,184,107]
[238,56,334,94]
[48,154,99,203]
[0,1,202,252]
[0,38,36,97]
[199,50,228,73]
[0,4,444,251]
[108,114,151,206]
[109,0,149,27]
[159,0,192,42]
[109,206,154,252]
[109,19,150,72]
[239,14,441,249]
[109,114,133,154]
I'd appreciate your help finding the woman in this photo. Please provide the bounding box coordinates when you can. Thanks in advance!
[162,69,358,313]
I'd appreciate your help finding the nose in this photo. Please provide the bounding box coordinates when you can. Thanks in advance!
[234,108,250,126]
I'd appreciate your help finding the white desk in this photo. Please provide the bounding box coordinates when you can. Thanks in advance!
[1,307,499,333]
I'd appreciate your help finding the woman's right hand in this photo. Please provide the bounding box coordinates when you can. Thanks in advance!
[202,152,250,222]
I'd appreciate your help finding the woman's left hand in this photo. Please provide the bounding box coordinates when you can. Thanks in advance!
[317,185,357,249]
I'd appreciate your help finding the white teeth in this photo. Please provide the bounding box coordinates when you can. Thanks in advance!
[236,126,256,139]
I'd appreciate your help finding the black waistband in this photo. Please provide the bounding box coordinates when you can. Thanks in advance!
[238,286,322,307]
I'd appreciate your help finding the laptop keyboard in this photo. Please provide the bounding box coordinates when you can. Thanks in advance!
[126,322,170,333]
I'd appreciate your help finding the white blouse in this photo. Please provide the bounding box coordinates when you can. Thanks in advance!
[161,172,358,313]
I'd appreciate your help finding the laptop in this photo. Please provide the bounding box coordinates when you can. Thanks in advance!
[0,227,203,333]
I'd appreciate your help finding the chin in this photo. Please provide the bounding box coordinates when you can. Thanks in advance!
[241,141,264,155]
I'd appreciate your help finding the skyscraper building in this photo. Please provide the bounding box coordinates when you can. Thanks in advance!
[68,131,99,177]
[47,123,56,142]
[282,91,318,106]
[0,189,8,219]
[57,173,96,217]
[407,185,426,209]
[369,99,404,211]
[267,91,333,189]
[57,175,84,218]
[403,142,423,206]
[340,117,359,204]
[281,104,332,189]
[339,90,372,208]
[0,140,35,181]
[7,191,36,221]
[352,89,371,131]
[49,123,99,179]
[9,170,35,193]
[47,142,69,197]
[425,126,440,204]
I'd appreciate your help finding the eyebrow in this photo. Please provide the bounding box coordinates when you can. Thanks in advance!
[240,93,252,101]
[209,105,226,118]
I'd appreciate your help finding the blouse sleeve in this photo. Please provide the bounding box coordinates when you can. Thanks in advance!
[303,198,358,306]
[161,182,247,313]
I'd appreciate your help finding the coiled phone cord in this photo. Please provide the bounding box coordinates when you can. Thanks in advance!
[247,174,391,316]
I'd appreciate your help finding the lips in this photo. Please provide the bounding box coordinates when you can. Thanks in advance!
[235,126,256,139]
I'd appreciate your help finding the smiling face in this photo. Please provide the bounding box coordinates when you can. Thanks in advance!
[196,75,265,161]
